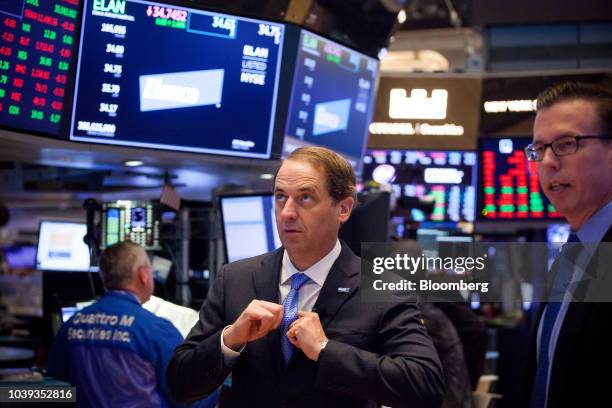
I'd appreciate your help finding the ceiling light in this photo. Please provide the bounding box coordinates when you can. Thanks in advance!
[124,160,144,167]
[397,9,407,24]
[260,173,274,180]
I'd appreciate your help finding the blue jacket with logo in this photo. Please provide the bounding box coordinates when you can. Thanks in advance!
[48,291,194,407]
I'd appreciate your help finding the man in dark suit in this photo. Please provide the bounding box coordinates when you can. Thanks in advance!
[167,146,445,407]
[521,82,612,407]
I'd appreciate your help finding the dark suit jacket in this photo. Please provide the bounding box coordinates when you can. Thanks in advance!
[519,226,612,408]
[167,243,445,408]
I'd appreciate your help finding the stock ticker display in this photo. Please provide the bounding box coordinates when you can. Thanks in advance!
[363,150,478,223]
[285,29,378,162]
[0,0,79,135]
[70,0,285,158]
[479,137,563,220]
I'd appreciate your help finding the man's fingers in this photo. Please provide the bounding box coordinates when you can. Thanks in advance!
[287,331,300,348]
[245,304,274,321]
[243,305,278,334]
[286,326,301,347]
[273,310,284,329]
[257,300,284,314]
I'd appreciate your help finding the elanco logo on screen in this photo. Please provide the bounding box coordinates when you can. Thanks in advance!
[139,70,225,112]
[388,88,448,120]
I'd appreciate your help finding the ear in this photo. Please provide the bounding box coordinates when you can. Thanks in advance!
[337,196,355,223]
[136,265,148,286]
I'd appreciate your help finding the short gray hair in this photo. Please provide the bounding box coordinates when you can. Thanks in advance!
[99,241,142,290]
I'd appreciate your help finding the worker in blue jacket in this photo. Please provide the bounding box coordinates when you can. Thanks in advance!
[47,241,216,407]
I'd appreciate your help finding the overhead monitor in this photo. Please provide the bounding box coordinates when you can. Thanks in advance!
[70,0,286,158]
[284,29,379,171]
[363,149,478,223]
[479,137,564,220]
[0,0,80,135]
[219,193,281,263]
[36,221,91,272]
[101,201,161,250]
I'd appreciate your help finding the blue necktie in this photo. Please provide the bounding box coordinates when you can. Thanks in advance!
[281,273,309,365]
[531,233,580,408]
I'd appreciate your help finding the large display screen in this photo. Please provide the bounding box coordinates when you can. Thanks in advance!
[0,0,80,135]
[363,150,478,223]
[36,221,91,272]
[219,194,281,263]
[70,0,285,158]
[284,29,378,168]
[479,137,563,220]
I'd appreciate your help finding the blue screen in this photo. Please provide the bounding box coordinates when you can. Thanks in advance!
[284,29,378,166]
[0,0,80,135]
[70,0,285,158]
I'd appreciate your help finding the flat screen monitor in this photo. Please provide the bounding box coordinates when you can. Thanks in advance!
[284,29,379,171]
[2,244,37,269]
[339,191,390,257]
[219,193,281,263]
[70,0,285,159]
[36,221,91,272]
[479,137,564,220]
[101,201,160,249]
[0,0,80,135]
[61,299,94,322]
[363,150,478,222]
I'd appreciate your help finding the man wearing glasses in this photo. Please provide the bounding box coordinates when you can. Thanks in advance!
[521,82,612,408]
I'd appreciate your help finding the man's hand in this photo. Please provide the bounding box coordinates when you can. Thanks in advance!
[223,300,283,351]
[285,311,327,361]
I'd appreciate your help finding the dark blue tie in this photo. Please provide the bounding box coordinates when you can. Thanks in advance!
[530,233,580,408]
[280,273,309,365]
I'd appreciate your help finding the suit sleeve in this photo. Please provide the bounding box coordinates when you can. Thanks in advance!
[434,302,488,389]
[166,265,233,404]
[314,302,445,408]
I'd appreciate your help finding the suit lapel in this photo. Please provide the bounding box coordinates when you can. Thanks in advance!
[253,247,283,303]
[313,243,360,329]
[252,248,286,378]
[547,226,612,406]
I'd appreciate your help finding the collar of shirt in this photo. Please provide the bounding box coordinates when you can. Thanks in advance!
[576,201,612,255]
[107,289,141,305]
[280,239,342,288]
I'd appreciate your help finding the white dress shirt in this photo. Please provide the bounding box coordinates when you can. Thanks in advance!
[221,240,342,362]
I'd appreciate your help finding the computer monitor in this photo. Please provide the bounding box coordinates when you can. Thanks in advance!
[363,149,478,223]
[70,0,286,159]
[36,221,91,272]
[284,29,379,172]
[61,300,95,323]
[219,193,281,263]
[2,244,37,269]
[101,201,161,250]
[339,190,390,257]
[0,0,80,136]
[479,137,564,220]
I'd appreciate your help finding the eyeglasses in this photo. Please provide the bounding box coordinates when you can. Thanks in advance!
[525,135,611,162]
